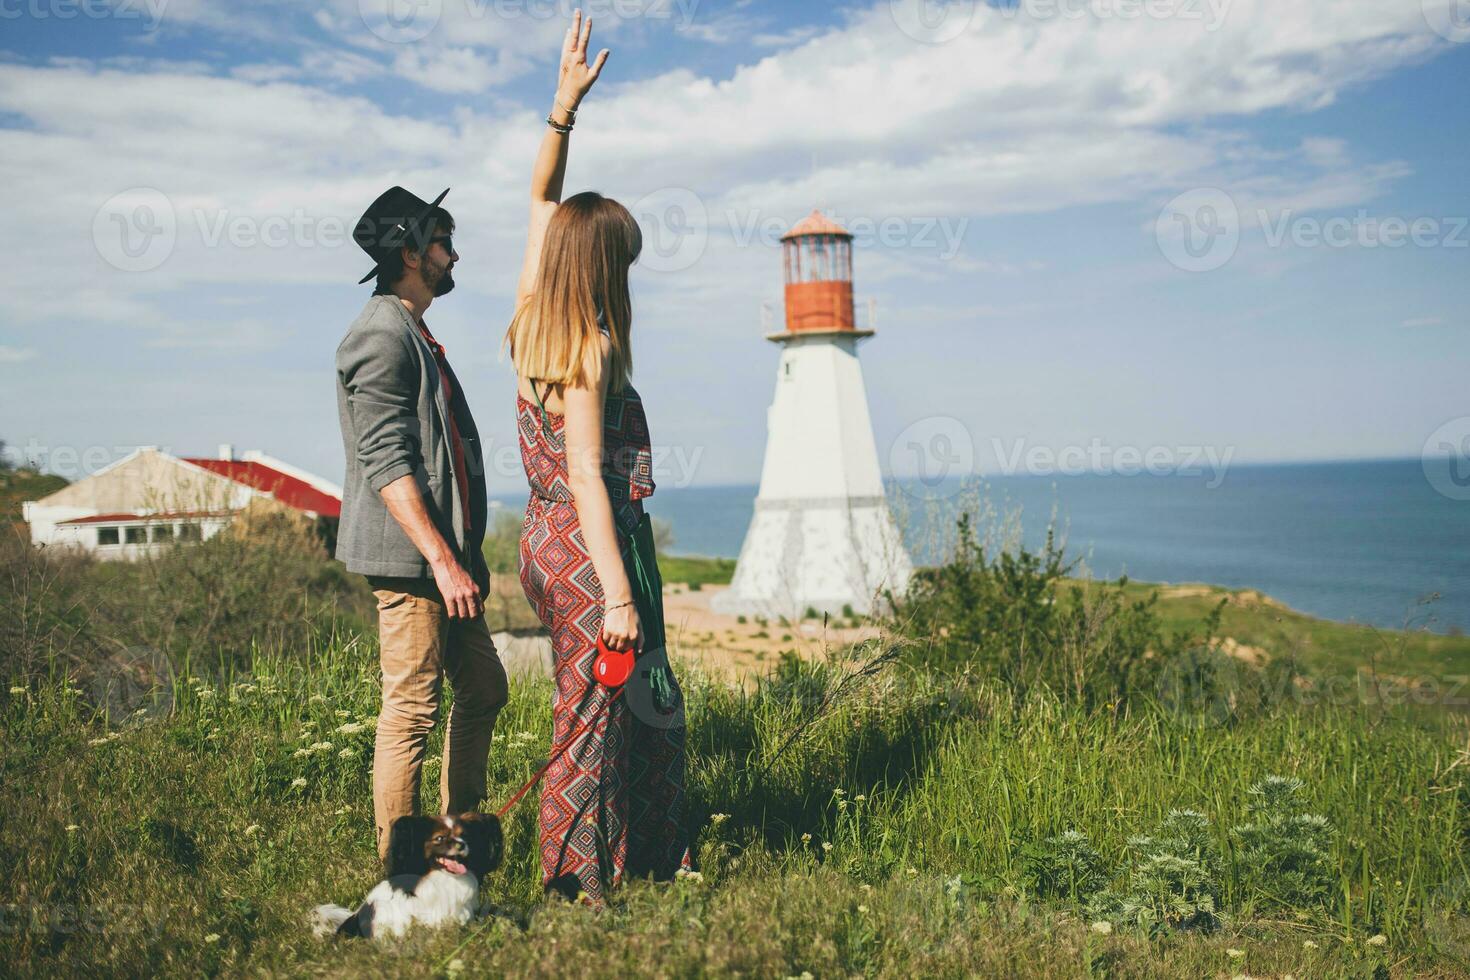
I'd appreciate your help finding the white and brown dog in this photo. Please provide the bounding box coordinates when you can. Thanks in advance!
[312,812,503,940]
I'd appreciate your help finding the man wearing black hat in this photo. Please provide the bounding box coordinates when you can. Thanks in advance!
[335,185,508,862]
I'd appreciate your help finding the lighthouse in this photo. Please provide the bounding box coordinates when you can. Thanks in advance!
[714,210,913,618]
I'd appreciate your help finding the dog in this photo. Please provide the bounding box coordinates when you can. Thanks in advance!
[312,811,503,940]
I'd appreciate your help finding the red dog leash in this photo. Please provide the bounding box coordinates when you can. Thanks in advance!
[494,638,636,820]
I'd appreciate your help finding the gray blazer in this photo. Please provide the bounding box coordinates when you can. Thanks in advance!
[334,294,489,592]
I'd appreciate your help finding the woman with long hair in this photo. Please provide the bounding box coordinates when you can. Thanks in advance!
[505,11,691,904]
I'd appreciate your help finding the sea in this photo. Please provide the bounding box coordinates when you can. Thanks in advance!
[493,459,1470,635]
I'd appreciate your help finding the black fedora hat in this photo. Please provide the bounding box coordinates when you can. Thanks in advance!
[353,186,450,285]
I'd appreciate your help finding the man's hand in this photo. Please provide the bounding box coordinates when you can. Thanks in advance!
[432,558,483,621]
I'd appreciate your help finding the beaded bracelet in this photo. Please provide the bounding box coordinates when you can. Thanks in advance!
[546,114,573,135]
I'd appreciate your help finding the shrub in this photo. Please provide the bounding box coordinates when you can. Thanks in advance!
[890,513,1221,709]
[1020,829,1110,904]
[1091,810,1223,934]
[1230,775,1337,910]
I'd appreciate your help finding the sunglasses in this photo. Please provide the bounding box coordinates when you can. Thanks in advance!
[428,234,454,255]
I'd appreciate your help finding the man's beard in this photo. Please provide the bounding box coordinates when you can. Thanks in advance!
[423,259,455,297]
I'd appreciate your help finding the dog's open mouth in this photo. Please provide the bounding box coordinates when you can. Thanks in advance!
[435,856,468,876]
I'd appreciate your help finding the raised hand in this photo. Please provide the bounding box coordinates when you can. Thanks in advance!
[557,9,609,109]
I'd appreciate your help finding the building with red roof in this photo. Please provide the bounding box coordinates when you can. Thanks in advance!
[21,445,342,559]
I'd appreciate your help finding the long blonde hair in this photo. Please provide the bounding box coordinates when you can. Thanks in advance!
[505,191,641,392]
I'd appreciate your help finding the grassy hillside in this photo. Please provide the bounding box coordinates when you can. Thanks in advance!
[4,641,1468,977]
[0,462,66,527]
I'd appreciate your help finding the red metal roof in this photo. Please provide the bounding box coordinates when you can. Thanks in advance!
[183,459,343,518]
[781,209,852,241]
[58,511,232,526]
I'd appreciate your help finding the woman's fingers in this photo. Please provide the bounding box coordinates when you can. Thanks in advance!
[589,48,609,80]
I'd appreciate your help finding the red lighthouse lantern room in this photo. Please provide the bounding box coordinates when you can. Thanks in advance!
[779,209,863,337]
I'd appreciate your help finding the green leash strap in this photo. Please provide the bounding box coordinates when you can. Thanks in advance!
[622,512,677,714]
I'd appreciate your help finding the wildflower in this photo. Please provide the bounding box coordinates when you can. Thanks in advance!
[1367,934,1388,947]
[204,933,221,943]
[709,813,730,826]
[335,709,351,718]
[1303,940,1318,950]
[1226,948,1245,958]
[339,748,358,759]
[446,960,465,977]
[293,748,311,758]
[800,833,812,844]
[88,737,109,747]
[8,686,25,695]
[291,777,307,789]
[245,824,262,836]
[675,868,704,883]
[1090,921,1112,935]
[309,694,326,703]
[833,788,846,797]
[860,883,872,893]
[334,805,353,815]
[906,867,918,877]
[335,721,366,735]
[106,731,122,741]
[198,689,214,699]
[856,904,869,914]
[310,741,334,753]
[821,841,833,853]
[131,707,147,716]
[65,824,79,833]
[854,794,867,802]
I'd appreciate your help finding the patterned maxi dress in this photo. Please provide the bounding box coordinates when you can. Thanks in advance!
[517,377,693,903]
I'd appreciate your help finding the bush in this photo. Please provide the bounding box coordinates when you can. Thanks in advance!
[889,513,1221,710]
[1021,829,1110,904]
[1230,775,1337,910]
[1090,809,1223,934]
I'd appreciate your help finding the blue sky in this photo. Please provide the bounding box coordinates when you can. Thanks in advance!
[1,0,1467,490]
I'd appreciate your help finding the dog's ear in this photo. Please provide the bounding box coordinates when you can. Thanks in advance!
[457,811,504,879]
[385,815,435,884]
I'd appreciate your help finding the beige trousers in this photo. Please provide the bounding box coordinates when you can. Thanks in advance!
[369,577,508,861]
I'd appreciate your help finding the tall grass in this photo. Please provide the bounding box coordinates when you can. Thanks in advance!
[4,632,1469,977]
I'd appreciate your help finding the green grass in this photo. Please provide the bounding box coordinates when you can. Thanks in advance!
[1086,579,1470,680]
[5,633,1470,977]
[657,553,736,587]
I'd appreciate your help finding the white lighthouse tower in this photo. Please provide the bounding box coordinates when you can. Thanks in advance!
[715,210,912,618]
